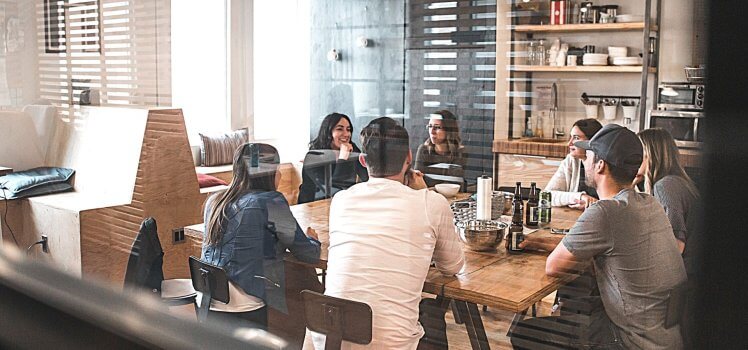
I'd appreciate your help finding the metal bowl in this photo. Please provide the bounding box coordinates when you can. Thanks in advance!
[456,220,508,252]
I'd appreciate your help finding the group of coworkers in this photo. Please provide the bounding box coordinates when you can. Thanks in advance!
[198,109,699,349]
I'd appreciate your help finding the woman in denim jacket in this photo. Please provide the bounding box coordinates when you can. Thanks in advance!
[202,142,321,329]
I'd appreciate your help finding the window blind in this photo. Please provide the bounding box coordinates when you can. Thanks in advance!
[406,0,497,182]
[37,0,171,119]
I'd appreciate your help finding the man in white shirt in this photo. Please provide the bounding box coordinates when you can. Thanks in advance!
[310,117,465,349]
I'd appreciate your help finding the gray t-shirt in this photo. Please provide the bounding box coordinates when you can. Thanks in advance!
[562,188,687,349]
[654,175,701,279]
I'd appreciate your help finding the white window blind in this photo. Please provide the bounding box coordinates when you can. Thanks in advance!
[37,0,170,119]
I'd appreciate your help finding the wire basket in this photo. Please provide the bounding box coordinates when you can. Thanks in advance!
[684,66,705,83]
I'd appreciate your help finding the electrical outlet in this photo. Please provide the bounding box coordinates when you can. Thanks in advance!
[172,228,185,244]
[41,235,49,253]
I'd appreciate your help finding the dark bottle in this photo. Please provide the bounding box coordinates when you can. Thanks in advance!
[526,182,539,228]
[507,182,525,253]
[512,181,524,216]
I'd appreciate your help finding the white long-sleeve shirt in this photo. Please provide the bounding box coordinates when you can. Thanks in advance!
[544,154,587,207]
[310,177,465,349]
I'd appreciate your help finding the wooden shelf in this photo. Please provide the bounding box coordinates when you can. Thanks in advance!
[513,22,656,33]
[509,65,656,73]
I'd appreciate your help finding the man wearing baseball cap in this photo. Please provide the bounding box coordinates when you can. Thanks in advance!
[512,124,687,349]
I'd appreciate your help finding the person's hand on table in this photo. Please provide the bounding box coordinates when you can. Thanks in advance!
[569,194,597,210]
[406,169,427,190]
[305,227,318,240]
[518,234,560,252]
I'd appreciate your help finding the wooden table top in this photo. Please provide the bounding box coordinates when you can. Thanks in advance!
[185,192,583,313]
[0,167,12,176]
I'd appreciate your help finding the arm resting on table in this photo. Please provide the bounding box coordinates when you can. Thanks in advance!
[546,243,582,278]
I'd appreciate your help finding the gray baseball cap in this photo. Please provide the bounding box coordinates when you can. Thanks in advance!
[574,124,643,171]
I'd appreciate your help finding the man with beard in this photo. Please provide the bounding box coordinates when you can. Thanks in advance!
[510,124,687,350]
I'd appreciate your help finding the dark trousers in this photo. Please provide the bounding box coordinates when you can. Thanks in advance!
[206,306,268,330]
[417,296,452,350]
[510,307,624,350]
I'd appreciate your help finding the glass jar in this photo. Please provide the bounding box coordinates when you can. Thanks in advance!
[537,39,547,66]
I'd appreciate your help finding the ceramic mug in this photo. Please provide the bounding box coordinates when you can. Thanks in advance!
[584,104,599,118]
[622,105,637,120]
[603,105,618,120]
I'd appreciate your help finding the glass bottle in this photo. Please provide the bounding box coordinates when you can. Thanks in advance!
[507,182,525,253]
[526,182,539,227]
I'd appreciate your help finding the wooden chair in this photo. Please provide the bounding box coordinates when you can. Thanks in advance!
[124,217,196,307]
[301,290,372,350]
[188,256,230,323]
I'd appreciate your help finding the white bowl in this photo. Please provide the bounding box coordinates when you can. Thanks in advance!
[615,14,644,23]
[435,183,460,198]
[583,53,608,60]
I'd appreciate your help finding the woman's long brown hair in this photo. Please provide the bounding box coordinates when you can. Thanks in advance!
[637,128,699,199]
[424,109,462,156]
[204,143,276,246]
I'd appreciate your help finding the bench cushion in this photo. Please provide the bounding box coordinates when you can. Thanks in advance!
[197,173,228,188]
[0,167,75,199]
[199,128,248,166]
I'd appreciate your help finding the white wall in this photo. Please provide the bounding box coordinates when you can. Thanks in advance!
[659,0,695,82]
[171,0,229,144]
[253,0,311,163]
[0,1,39,108]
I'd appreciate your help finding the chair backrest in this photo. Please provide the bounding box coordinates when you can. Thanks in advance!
[188,256,230,303]
[301,290,372,349]
[189,256,230,323]
[123,217,164,293]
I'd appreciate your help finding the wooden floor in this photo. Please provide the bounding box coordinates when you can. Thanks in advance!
[168,292,557,349]
[441,294,556,350]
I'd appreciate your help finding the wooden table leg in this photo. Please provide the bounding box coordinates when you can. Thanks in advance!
[506,308,528,337]
[454,300,490,350]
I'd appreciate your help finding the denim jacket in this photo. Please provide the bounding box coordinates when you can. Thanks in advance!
[201,190,321,313]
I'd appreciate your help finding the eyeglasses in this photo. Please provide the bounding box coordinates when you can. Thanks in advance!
[427,124,443,131]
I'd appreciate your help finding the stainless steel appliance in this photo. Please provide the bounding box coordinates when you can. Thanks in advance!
[657,82,705,111]
[646,109,705,148]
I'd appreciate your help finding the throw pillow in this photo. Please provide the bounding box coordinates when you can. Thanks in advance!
[197,173,228,188]
[0,167,75,199]
[199,128,248,166]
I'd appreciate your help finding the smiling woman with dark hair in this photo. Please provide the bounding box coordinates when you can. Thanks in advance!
[298,113,369,204]
[544,118,603,209]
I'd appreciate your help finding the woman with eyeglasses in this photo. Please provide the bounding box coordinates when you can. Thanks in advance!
[544,118,603,209]
[298,113,369,204]
[414,110,466,181]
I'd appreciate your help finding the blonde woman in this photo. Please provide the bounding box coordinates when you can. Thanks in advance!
[636,128,700,275]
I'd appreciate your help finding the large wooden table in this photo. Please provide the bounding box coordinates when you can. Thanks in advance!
[185,192,583,349]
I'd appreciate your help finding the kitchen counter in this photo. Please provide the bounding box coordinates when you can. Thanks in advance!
[493,138,568,159]
[493,138,703,168]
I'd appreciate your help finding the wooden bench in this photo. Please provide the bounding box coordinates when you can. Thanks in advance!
[1,107,203,284]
